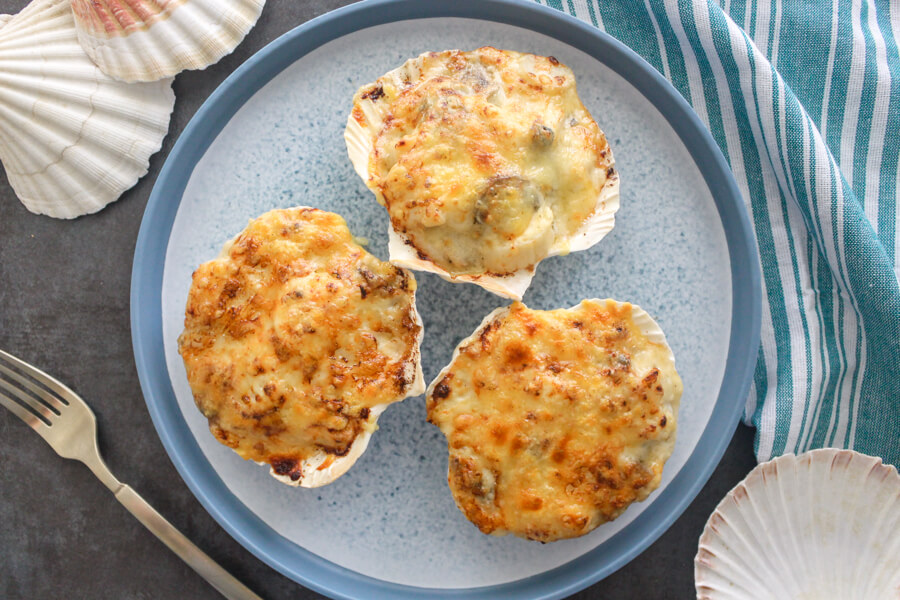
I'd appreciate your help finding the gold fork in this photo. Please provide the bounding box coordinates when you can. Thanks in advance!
[0,348,263,600]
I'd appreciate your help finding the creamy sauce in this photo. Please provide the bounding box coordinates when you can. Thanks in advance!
[352,47,615,276]
[179,208,421,483]
[427,300,681,541]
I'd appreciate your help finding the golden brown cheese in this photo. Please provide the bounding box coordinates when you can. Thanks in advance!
[426,300,682,542]
[350,47,617,277]
[178,208,422,484]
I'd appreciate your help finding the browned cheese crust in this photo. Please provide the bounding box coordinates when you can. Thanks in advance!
[350,47,616,276]
[427,301,682,542]
[178,208,421,482]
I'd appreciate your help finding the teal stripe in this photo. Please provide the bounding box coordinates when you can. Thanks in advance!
[874,1,900,265]
[825,298,847,447]
[644,2,692,105]
[768,72,815,455]
[818,1,856,448]
[583,0,601,28]
[744,37,796,456]
[796,238,824,451]
[545,0,564,11]
[726,0,748,34]
[839,170,900,463]
[594,1,665,72]
[797,118,835,452]
[844,322,864,448]
[765,0,777,58]
[707,8,793,445]
[823,0,854,158]
[752,344,768,457]
[807,143,845,450]
[852,0,877,203]
[824,156,850,448]
[747,0,758,39]
[799,119,837,450]
[774,0,835,127]
[678,1,731,163]
[877,93,899,266]
[809,255,842,448]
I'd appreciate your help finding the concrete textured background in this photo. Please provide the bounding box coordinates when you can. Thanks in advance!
[0,1,758,598]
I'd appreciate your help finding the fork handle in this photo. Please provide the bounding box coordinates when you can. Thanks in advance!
[114,485,264,600]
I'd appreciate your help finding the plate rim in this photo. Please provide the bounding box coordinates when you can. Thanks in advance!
[130,1,762,598]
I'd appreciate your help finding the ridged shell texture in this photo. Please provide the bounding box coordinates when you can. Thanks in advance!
[71,0,266,82]
[0,0,174,218]
[695,449,900,599]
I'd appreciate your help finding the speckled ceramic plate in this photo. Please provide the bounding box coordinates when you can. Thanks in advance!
[131,1,761,598]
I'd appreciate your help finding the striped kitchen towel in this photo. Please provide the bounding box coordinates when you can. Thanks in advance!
[537,0,900,467]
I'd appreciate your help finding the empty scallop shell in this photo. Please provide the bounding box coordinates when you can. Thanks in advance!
[695,449,900,599]
[71,0,266,83]
[346,50,620,301]
[0,0,174,218]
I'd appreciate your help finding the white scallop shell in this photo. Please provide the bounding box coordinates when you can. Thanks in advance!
[695,449,900,599]
[71,0,266,83]
[345,51,620,301]
[0,0,174,218]
[216,207,426,489]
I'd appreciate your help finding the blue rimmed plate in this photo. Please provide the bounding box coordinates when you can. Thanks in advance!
[131,1,761,598]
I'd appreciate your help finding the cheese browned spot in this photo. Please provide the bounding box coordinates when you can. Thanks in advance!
[178,207,422,485]
[426,300,682,542]
[349,47,617,277]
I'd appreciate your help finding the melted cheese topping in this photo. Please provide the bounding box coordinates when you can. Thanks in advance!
[426,300,682,542]
[351,47,616,276]
[178,208,422,484]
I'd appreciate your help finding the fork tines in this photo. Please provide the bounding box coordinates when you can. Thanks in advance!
[0,349,69,428]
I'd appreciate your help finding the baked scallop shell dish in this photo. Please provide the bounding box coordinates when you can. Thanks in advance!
[178,207,424,487]
[346,47,620,300]
[426,300,681,542]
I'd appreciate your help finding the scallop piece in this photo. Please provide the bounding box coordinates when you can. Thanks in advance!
[178,207,425,488]
[346,47,620,300]
[695,449,900,599]
[0,0,174,218]
[426,300,681,541]
[70,0,265,83]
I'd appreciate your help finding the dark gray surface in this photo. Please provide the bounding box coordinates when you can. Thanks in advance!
[0,1,758,598]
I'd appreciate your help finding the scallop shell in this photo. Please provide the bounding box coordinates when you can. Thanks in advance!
[271,308,425,489]
[211,207,427,489]
[346,50,620,301]
[426,299,679,539]
[0,0,174,218]
[695,449,900,599]
[71,0,266,83]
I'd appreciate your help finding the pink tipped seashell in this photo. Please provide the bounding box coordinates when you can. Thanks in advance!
[71,0,266,83]
[695,449,900,599]
[0,0,174,218]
